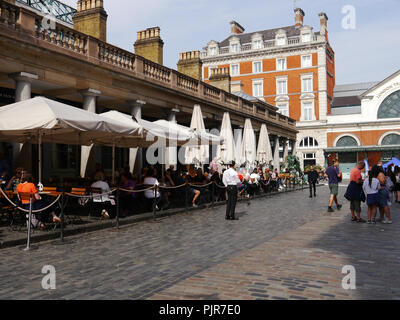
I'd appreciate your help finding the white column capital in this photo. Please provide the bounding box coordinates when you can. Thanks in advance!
[79,88,102,97]
[9,72,38,83]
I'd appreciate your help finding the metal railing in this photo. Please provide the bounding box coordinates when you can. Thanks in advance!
[16,0,76,25]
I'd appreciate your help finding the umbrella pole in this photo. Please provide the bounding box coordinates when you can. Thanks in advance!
[38,131,42,188]
[112,140,116,185]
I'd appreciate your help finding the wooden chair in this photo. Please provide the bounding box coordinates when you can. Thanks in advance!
[65,187,87,224]
[16,192,37,231]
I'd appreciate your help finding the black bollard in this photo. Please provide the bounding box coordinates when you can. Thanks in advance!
[153,185,157,220]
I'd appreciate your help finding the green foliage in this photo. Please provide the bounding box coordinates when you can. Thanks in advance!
[282,155,306,185]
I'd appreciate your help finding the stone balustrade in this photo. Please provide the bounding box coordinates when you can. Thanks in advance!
[201,35,323,58]
[0,0,296,132]
[0,0,19,30]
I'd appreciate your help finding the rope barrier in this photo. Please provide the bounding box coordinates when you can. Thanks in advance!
[158,183,187,190]
[119,186,155,193]
[0,187,62,213]
[189,182,213,188]
[65,188,117,199]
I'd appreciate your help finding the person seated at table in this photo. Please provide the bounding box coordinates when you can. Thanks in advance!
[6,167,24,192]
[91,172,112,218]
[143,168,162,211]
[248,169,261,196]
[16,172,61,230]
[119,172,136,217]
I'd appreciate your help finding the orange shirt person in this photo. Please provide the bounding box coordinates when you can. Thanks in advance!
[17,172,61,229]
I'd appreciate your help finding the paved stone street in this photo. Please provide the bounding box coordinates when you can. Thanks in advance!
[0,185,399,300]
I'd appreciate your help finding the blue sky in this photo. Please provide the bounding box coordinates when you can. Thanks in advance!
[62,0,400,85]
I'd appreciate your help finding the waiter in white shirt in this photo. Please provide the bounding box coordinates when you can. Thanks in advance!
[222,161,241,220]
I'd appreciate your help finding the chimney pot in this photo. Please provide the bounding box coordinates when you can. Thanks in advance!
[294,8,305,27]
[230,21,245,35]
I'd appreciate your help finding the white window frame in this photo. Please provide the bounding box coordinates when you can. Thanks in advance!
[301,54,312,68]
[301,33,311,43]
[276,77,288,95]
[299,137,319,149]
[252,79,264,98]
[231,43,239,53]
[276,36,286,46]
[253,61,262,74]
[277,102,289,116]
[230,63,240,76]
[276,58,287,71]
[253,40,262,49]
[301,75,313,93]
[209,47,217,56]
[302,101,315,121]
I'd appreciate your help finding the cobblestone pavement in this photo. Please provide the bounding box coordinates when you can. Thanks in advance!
[0,186,398,300]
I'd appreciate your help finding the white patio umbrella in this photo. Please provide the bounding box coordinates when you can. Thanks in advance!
[0,97,138,185]
[185,104,209,166]
[234,128,243,165]
[216,112,235,165]
[241,119,257,170]
[257,124,273,165]
[100,111,195,182]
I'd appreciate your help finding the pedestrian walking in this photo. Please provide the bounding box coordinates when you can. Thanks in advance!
[308,165,319,198]
[222,161,240,220]
[325,160,343,212]
[363,165,380,224]
[344,161,366,222]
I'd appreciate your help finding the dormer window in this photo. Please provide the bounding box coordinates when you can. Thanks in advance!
[276,36,286,46]
[302,33,311,42]
[231,44,238,53]
[209,47,217,56]
[253,40,262,49]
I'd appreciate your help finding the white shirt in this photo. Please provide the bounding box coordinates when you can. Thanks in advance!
[363,178,380,195]
[249,173,260,184]
[144,177,160,198]
[91,180,111,202]
[222,168,240,187]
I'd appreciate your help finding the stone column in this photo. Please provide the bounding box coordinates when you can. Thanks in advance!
[129,100,146,176]
[9,72,38,172]
[10,72,38,102]
[283,138,289,161]
[291,139,297,156]
[273,136,280,172]
[80,89,101,178]
[165,108,179,170]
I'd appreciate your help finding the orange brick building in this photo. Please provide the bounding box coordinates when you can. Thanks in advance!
[200,8,335,168]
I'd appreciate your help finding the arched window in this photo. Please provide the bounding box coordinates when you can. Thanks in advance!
[381,133,400,146]
[378,90,400,119]
[299,137,319,148]
[336,136,358,147]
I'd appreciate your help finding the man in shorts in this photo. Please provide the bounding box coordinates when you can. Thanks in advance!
[325,160,343,212]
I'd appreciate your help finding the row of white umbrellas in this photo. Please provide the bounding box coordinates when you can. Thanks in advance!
[0,97,222,184]
[215,112,273,169]
[0,96,274,182]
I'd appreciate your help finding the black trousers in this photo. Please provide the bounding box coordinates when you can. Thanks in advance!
[226,185,238,219]
[309,182,316,196]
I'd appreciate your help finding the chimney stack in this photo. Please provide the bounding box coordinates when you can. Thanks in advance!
[209,67,231,93]
[230,21,245,35]
[294,8,305,28]
[177,51,203,81]
[73,0,108,41]
[134,27,164,65]
[319,12,328,40]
